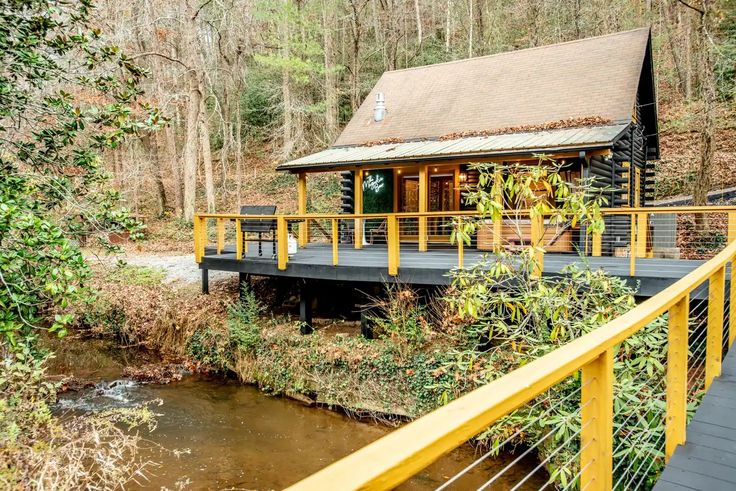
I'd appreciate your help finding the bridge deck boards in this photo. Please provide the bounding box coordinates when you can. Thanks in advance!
[655,349,736,491]
[200,243,715,297]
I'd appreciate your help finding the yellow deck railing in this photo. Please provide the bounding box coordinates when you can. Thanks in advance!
[282,235,736,490]
[193,206,736,278]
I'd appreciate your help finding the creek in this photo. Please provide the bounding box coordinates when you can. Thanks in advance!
[46,337,544,490]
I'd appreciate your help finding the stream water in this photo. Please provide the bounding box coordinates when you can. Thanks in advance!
[46,338,544,490]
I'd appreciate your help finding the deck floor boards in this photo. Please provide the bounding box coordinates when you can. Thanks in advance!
[200,243,713,296]
[655,348,736,491]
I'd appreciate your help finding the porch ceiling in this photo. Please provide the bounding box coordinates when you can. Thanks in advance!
[277,123,628,172]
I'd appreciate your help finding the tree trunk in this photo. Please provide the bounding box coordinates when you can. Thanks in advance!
[199,98,216,213]
[164,124,183,216]
[445,0,452,51]
[235,108,243,206]
[141,132,168,216]
[692,0,715,210]
[467,0,473,57]
[323,0,339,141]
[181,0,204,222]
[414,0,423,46]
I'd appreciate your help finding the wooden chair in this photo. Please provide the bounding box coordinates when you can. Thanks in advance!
[368,219,388,244]
[240,205,277,257]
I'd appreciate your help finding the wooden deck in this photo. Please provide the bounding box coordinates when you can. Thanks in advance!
[200,243,713,297]
[655,348,736,491]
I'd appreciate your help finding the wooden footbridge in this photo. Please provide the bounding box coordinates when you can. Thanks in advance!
[193,206,736,489]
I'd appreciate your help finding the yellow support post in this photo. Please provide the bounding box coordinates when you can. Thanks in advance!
[580,348,614,491]
[530,213,544,277]
[706,266,725,390]
[629,213,636,276]
[193,215,202,263]
[418,165,428,252]
[493,170,503,251]
[235,219,243,260]
[728,212,736,244]
[592,231,602,257]
[636,212,648,258]
[457,218,464,269]
[277,216,288,271]
[331,218,338,266]
[387,215,399,276]
[731,255,736,348]
[666,295,689,461]
[216,218,225,254]
[354,170,363,250]
[297,172,308,247]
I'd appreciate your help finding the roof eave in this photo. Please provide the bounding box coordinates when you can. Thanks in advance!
[277,142,615,173]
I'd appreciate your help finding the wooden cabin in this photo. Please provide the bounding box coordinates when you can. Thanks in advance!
[195,28,667,330]
[278,28,659,254]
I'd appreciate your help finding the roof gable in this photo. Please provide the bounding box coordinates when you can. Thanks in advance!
[335,28,651,147]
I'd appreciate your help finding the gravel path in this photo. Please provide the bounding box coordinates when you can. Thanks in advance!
[94,253,235,285]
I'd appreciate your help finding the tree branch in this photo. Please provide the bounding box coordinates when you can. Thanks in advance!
[130,51,189,69]
[676,0,704,15]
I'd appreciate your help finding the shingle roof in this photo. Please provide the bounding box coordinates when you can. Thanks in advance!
[278,124,628,171]
[279,28,651,172]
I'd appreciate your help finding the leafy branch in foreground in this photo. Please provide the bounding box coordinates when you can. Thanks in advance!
[0,0,161,350]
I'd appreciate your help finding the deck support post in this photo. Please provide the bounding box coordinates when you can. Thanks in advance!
[201,268,209,294]
[580,348,614,491]
[666,295,689,461]
[238,272,250,300]
[299,281,314,335]
[706,266,725,390]
[360,309,374,339]
[418,165,428,252]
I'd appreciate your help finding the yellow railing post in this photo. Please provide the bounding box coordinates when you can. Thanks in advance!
[277,216,288,271]
[418,166,429,252]
[637,212,648,258]
[728,212,736,244]
[355,170,364,250]
[706,265,725,390]
[387,215,399,276]
[216,218,225,255]
[457,218,464,269]
[580,348,614,491]
[298,172,309,247]
[331,218,338,266]
[629,213,636,276]
[193,215,202,263]
[530,213,544,277]
[235,218,243,260]
[493,170,503,252]
[731,255,736,348]
[592,231,602,257]
[666,295,689,461]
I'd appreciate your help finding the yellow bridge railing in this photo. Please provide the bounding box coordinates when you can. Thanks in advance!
[282,235,736,490]
[193,206,736,278]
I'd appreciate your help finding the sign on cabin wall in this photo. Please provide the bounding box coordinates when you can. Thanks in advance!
[363,169,393,213]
